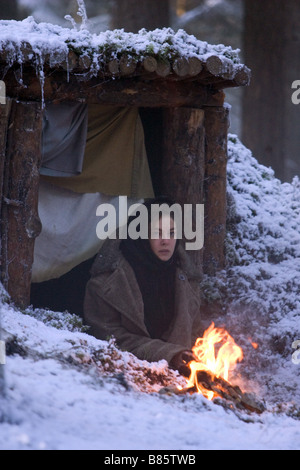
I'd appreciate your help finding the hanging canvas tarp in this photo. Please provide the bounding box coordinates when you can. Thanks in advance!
[41,104,154,198]
[32,180,141,282]
[41,101,88,178]
[32,104,154,282]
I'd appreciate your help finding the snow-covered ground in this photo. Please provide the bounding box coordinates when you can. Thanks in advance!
[0,306,299,451]
[0,134,300,450]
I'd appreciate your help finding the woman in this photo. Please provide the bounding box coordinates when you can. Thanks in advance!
[83,197,203,376]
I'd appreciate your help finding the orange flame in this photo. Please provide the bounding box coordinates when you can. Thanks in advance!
[186,322,243,400]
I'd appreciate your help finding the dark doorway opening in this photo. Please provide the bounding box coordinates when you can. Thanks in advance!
[30,255,96,317]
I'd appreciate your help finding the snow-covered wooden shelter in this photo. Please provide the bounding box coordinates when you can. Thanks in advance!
[0,18,250,310]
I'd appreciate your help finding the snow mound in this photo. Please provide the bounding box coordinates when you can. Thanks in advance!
[1,304,185,396]
[225,134,300,338]
[218,134,300,406]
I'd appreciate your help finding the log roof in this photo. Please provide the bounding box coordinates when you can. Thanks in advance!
[0,17,250,105]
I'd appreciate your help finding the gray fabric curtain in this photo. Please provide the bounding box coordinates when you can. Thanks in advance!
[41,102,88,177]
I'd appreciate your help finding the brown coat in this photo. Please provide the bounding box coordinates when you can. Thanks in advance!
[83,239,203,364]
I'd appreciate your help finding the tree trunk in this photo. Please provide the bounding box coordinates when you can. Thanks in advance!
[110,0,171,32]
[242,0,300,182]
[0,100,43,308]
[0,0,19,20]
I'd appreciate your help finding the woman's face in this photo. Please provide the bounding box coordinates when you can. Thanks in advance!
[149,215,177,261]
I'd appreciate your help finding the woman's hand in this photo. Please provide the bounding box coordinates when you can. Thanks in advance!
[170,350,197,377]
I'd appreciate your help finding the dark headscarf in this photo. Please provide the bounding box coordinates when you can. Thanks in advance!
[120,197,179,339]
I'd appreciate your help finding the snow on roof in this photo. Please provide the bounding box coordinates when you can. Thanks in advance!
[0,16,250,88]
[0,16,241,64]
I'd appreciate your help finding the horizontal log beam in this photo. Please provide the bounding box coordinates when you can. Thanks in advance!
[3,67,225,107]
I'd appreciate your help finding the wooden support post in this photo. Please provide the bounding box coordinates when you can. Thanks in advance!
[161,107,205,271]
[0,100,12,400]
[203,105,229,275]
[0,100,43,308]
[0,99,12,242]
[0,98,12,305]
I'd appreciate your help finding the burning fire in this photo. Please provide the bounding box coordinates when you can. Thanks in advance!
[185,322,243,400]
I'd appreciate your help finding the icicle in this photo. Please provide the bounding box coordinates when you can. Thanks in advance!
[33,51,46,109]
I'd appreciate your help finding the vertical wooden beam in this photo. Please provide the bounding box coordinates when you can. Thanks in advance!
[0,100,12,399]
[203,105,229,275]
[0,98,12,311]
[1,100,43,308]
[161,107,205,271]
[0,99,12,250]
